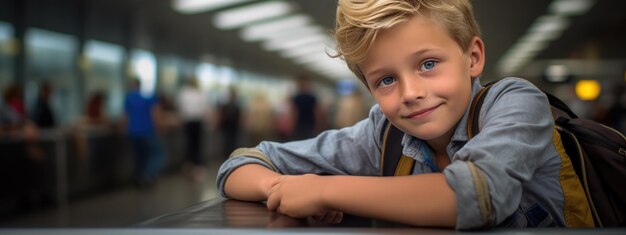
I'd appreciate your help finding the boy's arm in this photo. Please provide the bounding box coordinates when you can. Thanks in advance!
[224,164,280,201]
[266,173,456,227]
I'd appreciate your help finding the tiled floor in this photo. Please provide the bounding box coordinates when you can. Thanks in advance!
[0,162,223,228]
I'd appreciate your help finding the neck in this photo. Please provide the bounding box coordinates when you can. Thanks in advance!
[426,129,455,169]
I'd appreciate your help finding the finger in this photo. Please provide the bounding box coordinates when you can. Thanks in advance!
[323,211,338,224]
[266,191,280,211]
[332,212,343,224]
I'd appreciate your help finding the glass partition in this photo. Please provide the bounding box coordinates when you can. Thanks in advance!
[84,40,125,118]
[25,28,79,125]
[0,21,14,95]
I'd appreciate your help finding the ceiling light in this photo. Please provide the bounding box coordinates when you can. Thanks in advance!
[213,1,294,30]
[304,59,348,71]
[529,16,569,35]
[262,34,329,51]
[240,15,311,41]
[173,0,254,14]
[511,40,548,54]
[248,25,323,43]
[544,64,571,83]
[292,52,330,64]
[280,44,328,58]
[520,30,562,43]
[549,0,595,16]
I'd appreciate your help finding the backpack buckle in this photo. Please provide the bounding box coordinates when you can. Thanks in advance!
[619,148,626,157]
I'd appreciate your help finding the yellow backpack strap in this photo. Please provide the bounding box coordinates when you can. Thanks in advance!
[381,119,415,176]
[394,155,416,176]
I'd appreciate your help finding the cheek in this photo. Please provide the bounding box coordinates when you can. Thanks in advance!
[373,95,398,117]
[376,98,394,113]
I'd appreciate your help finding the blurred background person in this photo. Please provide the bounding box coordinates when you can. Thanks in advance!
[0,83,40,152]
[217,86,241,159]
[1,83,27,131]
[290,76,322,140]
[72,91,111,159]
[124,79,164,188]
[32,81,55,129]
[0,83,46,210]
[176,77,209,181]
[244,92,275,146]
[274,96,295,142]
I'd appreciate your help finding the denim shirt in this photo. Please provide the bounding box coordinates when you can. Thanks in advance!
[216,77,569,229]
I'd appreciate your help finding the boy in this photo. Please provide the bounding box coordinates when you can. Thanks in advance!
[216,0,594,229]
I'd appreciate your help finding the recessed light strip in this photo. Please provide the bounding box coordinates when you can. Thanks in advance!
[173,0,254,14]
[213,1,294,30]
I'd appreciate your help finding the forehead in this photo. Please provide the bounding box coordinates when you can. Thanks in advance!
[360,15,462,68]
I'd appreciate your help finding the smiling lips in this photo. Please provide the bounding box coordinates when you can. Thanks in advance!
[404,104,441,119]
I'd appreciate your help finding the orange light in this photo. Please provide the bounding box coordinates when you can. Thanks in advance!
[575,80,601,101]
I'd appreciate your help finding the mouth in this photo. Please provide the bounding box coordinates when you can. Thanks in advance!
[403,104,441,119]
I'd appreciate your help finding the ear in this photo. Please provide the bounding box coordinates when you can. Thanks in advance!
[468,37,485,78]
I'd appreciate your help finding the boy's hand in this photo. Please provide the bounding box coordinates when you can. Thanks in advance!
[266,174,342,224]
[312,210,343,224]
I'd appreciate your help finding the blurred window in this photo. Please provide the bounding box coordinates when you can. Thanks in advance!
[158,56,190,96]
[131,49,157,97]
[25,28,79,124]
[84,40,125,118]
[195,62,219,105]
[0,21,14,93]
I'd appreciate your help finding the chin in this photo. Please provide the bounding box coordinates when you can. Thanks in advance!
[398,124,445,141]
[412,132,444,141]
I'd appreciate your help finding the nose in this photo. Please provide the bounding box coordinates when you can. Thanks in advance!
[399,74,426,105]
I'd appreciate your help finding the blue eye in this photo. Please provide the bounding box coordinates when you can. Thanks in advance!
[378,76,396,87]
[420,60,438,71]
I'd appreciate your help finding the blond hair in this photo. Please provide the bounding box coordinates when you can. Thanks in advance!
[333,0,481,83]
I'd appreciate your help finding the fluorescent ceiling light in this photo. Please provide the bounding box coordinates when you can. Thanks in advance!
[260,26,324,43]
[173,0,254,14]
[280,44,328,58]
[293,52,330,64]
[511,41,548,54]
[246,25,322,43]
[263,34,329,51]
[549,0,595,15]
[311,66,351,75]
[240,15,312,41]
[313,67,353,80]
[529,16,569,34]
[304,59,348,71]
[520,30,562,43]
[213,1,294,30]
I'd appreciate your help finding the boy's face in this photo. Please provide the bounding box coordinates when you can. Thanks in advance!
[360,15,484,145]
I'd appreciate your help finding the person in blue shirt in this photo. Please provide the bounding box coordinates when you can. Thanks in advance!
[216,0,593,229]
[124,79,164,188]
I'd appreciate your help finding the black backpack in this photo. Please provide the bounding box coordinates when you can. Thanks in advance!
[381,81,626,227]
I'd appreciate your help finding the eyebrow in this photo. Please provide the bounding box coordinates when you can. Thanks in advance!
[363,48,434,79]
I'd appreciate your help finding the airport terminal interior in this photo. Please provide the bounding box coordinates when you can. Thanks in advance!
[0,0,625,229]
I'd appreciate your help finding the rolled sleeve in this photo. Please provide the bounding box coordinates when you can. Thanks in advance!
[444,161,485,229]
[445,78,554,229]
[216,156,273,198]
